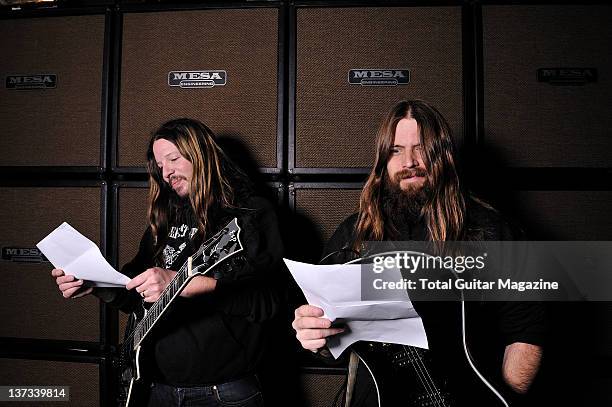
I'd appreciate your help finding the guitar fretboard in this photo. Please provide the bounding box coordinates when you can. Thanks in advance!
[132,261,197,347]
[127,219,240,350]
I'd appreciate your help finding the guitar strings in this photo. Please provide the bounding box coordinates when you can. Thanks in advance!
[121,225,232,353]
[122,241,205,348]
[401,345,436,405]
[403,345,447,407]
[343,252,448,407]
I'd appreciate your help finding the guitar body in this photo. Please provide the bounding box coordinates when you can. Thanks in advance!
[116,218,244,407]
[351,299,513,407]
[118,344,148,407]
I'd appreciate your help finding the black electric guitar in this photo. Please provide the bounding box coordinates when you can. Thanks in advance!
[351,302,512,407]
[346,251,514,407]
[116,218,244,407]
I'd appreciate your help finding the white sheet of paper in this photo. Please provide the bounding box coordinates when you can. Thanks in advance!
[328,318,430,357]
[284,258,428,358]
[37,222,130,287]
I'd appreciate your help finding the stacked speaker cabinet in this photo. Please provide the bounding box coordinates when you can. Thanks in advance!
[292,5,465,173]
[481,4,612,168]
[0,8,110,406]
[0,12,108,170]
[116,6,282,173]
[0,182,106,405]
[298,369,346,407]
[0,183,106,342]
[481,6,612,405]
[0,358,100,406]
[112,182,149,338]
[2,2,611,405]
[290,183,363,244]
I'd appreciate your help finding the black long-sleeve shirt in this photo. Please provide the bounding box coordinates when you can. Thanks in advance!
[105,196,284,386]
[321,199,546,406]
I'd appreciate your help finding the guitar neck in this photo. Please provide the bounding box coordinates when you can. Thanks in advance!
[131,257,202,349]
[128,218,242,351]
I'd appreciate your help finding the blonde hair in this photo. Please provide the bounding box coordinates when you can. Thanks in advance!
[146,118,249,264]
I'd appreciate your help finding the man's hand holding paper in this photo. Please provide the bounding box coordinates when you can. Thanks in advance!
[286,258,428,358]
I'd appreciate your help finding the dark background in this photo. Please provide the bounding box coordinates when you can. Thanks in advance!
[1,0,611,405]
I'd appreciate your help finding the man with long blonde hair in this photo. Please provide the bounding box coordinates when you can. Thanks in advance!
[293,100,544,406]
[52,118,283,406]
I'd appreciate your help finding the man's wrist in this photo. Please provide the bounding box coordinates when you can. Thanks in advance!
[181,275,217,298]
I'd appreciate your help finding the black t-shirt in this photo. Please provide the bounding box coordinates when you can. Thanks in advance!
[109,196,284,386]
[322,200,546,406]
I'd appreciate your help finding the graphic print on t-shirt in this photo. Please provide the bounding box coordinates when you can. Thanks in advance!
[163,223,198,269]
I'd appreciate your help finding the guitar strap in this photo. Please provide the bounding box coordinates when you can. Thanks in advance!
[345,351,360,407]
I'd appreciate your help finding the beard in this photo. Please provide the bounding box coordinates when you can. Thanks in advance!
[167,184,191,209]
[382,168,431,227]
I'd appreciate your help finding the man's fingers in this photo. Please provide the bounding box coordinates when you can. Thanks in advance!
[134,282,154,296]
[62,285,83,298]
[59,279,83,293]
[143,293,160,303]
[56,275,75,285]
[126,271,148,290]
[292,316,333,330]
[62,287,77,298]
[297,327,344,342]
[294,304,324,318]
[52,269,91,299]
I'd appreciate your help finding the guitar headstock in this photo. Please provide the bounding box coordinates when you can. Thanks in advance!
[190,218,243,275]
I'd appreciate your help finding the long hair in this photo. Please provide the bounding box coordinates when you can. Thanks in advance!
[354,100,466,250]
[146,118,251,263]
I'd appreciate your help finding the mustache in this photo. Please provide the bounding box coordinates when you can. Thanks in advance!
[393,168,427,183]
[168,175,186,184]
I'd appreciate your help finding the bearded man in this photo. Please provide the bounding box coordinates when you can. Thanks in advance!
[292,100,545,406]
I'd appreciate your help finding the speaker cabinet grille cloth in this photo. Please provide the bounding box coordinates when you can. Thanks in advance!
[295,188,361,243]
[0,359,99,406]
[0,187,101,341]
[299,373,346,407]
[296,7,463,169]
[0,15,105,167]
[117,185,149,337]
[118,187,149,268]
[119,8,279,168]
[482,5,612,167]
